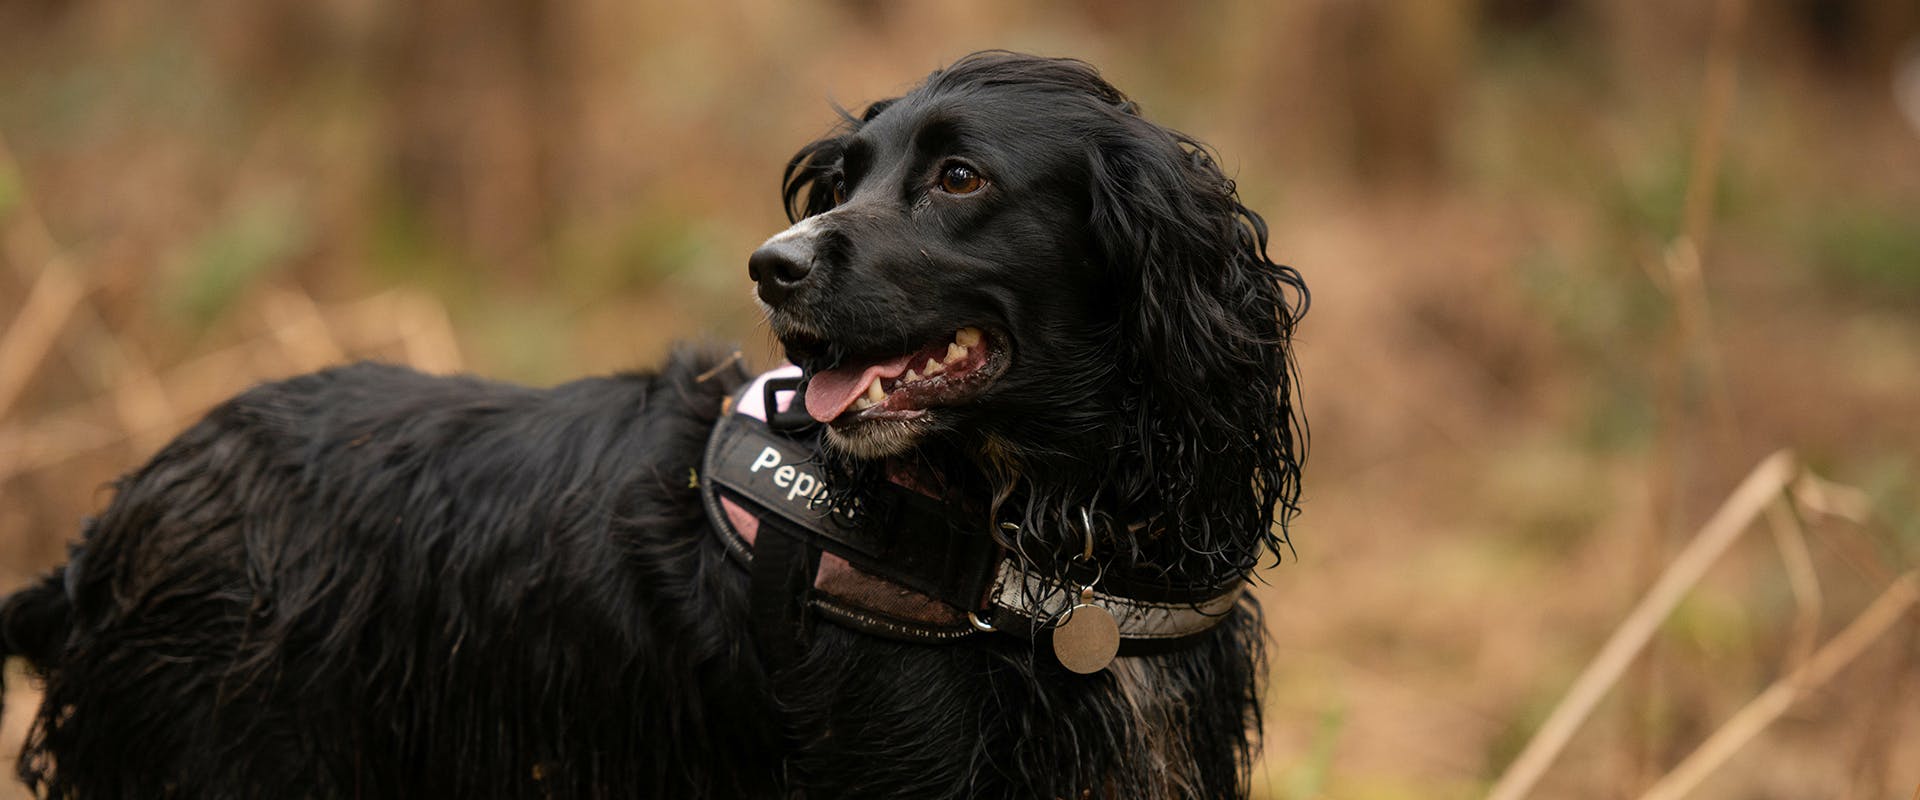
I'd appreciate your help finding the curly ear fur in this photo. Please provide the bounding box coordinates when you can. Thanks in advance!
[780,137,841,224]
[780,100,896,223]
[1087,106,1309,584]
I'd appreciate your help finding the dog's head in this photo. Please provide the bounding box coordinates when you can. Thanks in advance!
[751,52,1306,580]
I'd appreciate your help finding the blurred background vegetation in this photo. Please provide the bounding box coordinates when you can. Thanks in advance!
[2,1,1917,797]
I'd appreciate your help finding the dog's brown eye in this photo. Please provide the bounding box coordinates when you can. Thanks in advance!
[938,164,984,195]
[831,180,848,206]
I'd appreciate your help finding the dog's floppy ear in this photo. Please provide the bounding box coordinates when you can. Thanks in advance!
[779,99,898,223]
[1088,119,1308,577]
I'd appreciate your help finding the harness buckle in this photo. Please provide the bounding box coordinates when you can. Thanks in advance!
[762,375,817,432]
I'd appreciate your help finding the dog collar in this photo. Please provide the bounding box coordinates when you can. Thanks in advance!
[698,366,1244,671]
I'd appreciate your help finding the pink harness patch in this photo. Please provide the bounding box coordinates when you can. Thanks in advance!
[717,366,957,624]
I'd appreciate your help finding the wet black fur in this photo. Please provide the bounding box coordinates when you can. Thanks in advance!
[0,52,1304,799]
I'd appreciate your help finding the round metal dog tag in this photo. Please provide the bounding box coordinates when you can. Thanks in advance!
[1053,587,1119,674]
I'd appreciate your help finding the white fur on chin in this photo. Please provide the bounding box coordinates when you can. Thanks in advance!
[825,419,924,460]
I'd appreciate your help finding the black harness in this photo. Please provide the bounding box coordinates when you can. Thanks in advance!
[698,367,1245,672]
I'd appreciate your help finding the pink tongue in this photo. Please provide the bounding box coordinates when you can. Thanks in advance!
[804,354,916,423]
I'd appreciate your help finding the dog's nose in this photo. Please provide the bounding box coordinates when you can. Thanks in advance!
[748,239,815,306]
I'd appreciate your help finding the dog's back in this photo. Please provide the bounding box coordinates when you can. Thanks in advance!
[0,354,783,799]
[0,354,1267,800]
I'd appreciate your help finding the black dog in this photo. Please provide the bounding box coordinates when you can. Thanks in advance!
[0,52,1305,799]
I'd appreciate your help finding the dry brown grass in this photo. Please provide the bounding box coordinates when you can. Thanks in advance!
[1489,451,1916,799]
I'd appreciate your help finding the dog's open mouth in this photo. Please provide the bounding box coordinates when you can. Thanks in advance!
[803,327,1008,426]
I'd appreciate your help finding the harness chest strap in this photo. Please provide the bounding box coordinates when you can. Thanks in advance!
[698,366,1245,651]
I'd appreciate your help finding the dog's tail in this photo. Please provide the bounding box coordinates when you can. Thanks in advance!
[0,561,75,720]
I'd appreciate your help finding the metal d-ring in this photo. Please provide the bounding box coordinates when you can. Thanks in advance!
[967,609,997,632]
[1077,507,1095,561]
[1064,508,1106,613]
[1060,506,1105,623]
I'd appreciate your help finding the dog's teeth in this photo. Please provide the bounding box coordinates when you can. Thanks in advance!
[904,369,922,382]
[924,358,944,376]
[955,327,982,347]
[865,378,887,402]
[945,343,969,364]
[851,396,876,411]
